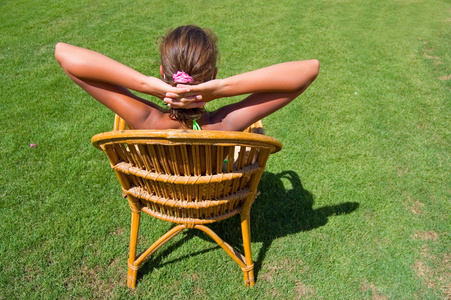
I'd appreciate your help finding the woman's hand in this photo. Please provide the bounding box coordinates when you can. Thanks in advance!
[163,87,205,109]
[163,79,224,109]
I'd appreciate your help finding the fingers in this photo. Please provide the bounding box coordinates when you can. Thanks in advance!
[164,98,205,109]
[164,94,202,103]
[175,83,195,91]
[164,85,204,108]
[164,95,204,108]
[165,91,201,99]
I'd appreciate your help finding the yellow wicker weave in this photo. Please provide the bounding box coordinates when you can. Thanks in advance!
[92,115,281,289]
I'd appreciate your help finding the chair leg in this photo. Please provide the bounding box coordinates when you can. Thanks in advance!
[127,209,141,289]
[240,212,255,286]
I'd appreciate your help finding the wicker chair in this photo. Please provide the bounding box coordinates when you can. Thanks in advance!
[91,116,281,289]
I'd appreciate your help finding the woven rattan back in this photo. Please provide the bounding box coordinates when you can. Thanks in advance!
[92,130,282,225]
[94,115,281,289]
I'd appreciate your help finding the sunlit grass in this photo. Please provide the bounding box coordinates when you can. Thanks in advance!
[1,0,449,299]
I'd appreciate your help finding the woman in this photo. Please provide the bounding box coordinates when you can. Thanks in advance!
[55,25,319,131]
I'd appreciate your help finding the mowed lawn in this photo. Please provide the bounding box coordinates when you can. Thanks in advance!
[0,0,449,299]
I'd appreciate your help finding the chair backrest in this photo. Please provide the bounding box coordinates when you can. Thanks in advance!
[113,114,266,134]
[92,130,282,225]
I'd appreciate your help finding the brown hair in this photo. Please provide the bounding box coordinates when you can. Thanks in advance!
[159,25,218,124]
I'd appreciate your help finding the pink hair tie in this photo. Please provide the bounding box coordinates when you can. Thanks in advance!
[173,71,194,84]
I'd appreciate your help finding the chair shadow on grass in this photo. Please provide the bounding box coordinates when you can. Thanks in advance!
[137,170,359,281]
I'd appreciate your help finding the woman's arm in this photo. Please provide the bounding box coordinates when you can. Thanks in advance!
[188,59,319,131]
[164,60,319,108]
[55,42,178,98]
[55,43,194,128]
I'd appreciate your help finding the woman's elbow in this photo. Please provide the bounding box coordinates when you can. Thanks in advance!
[54,42,72,69]
[294,59,319,91]
[309,59,320,80]
[55,42,64,60]
[55,43,66,68]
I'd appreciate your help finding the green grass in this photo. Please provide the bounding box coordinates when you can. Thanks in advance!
[1,0,450,299]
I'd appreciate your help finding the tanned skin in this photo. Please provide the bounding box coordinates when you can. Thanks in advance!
[55,42,319,131]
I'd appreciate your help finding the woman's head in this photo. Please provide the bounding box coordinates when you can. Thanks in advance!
[160,25,218,86]
[159,25,218,124]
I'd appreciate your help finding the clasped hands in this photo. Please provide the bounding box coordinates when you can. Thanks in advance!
[162,79,220,109]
